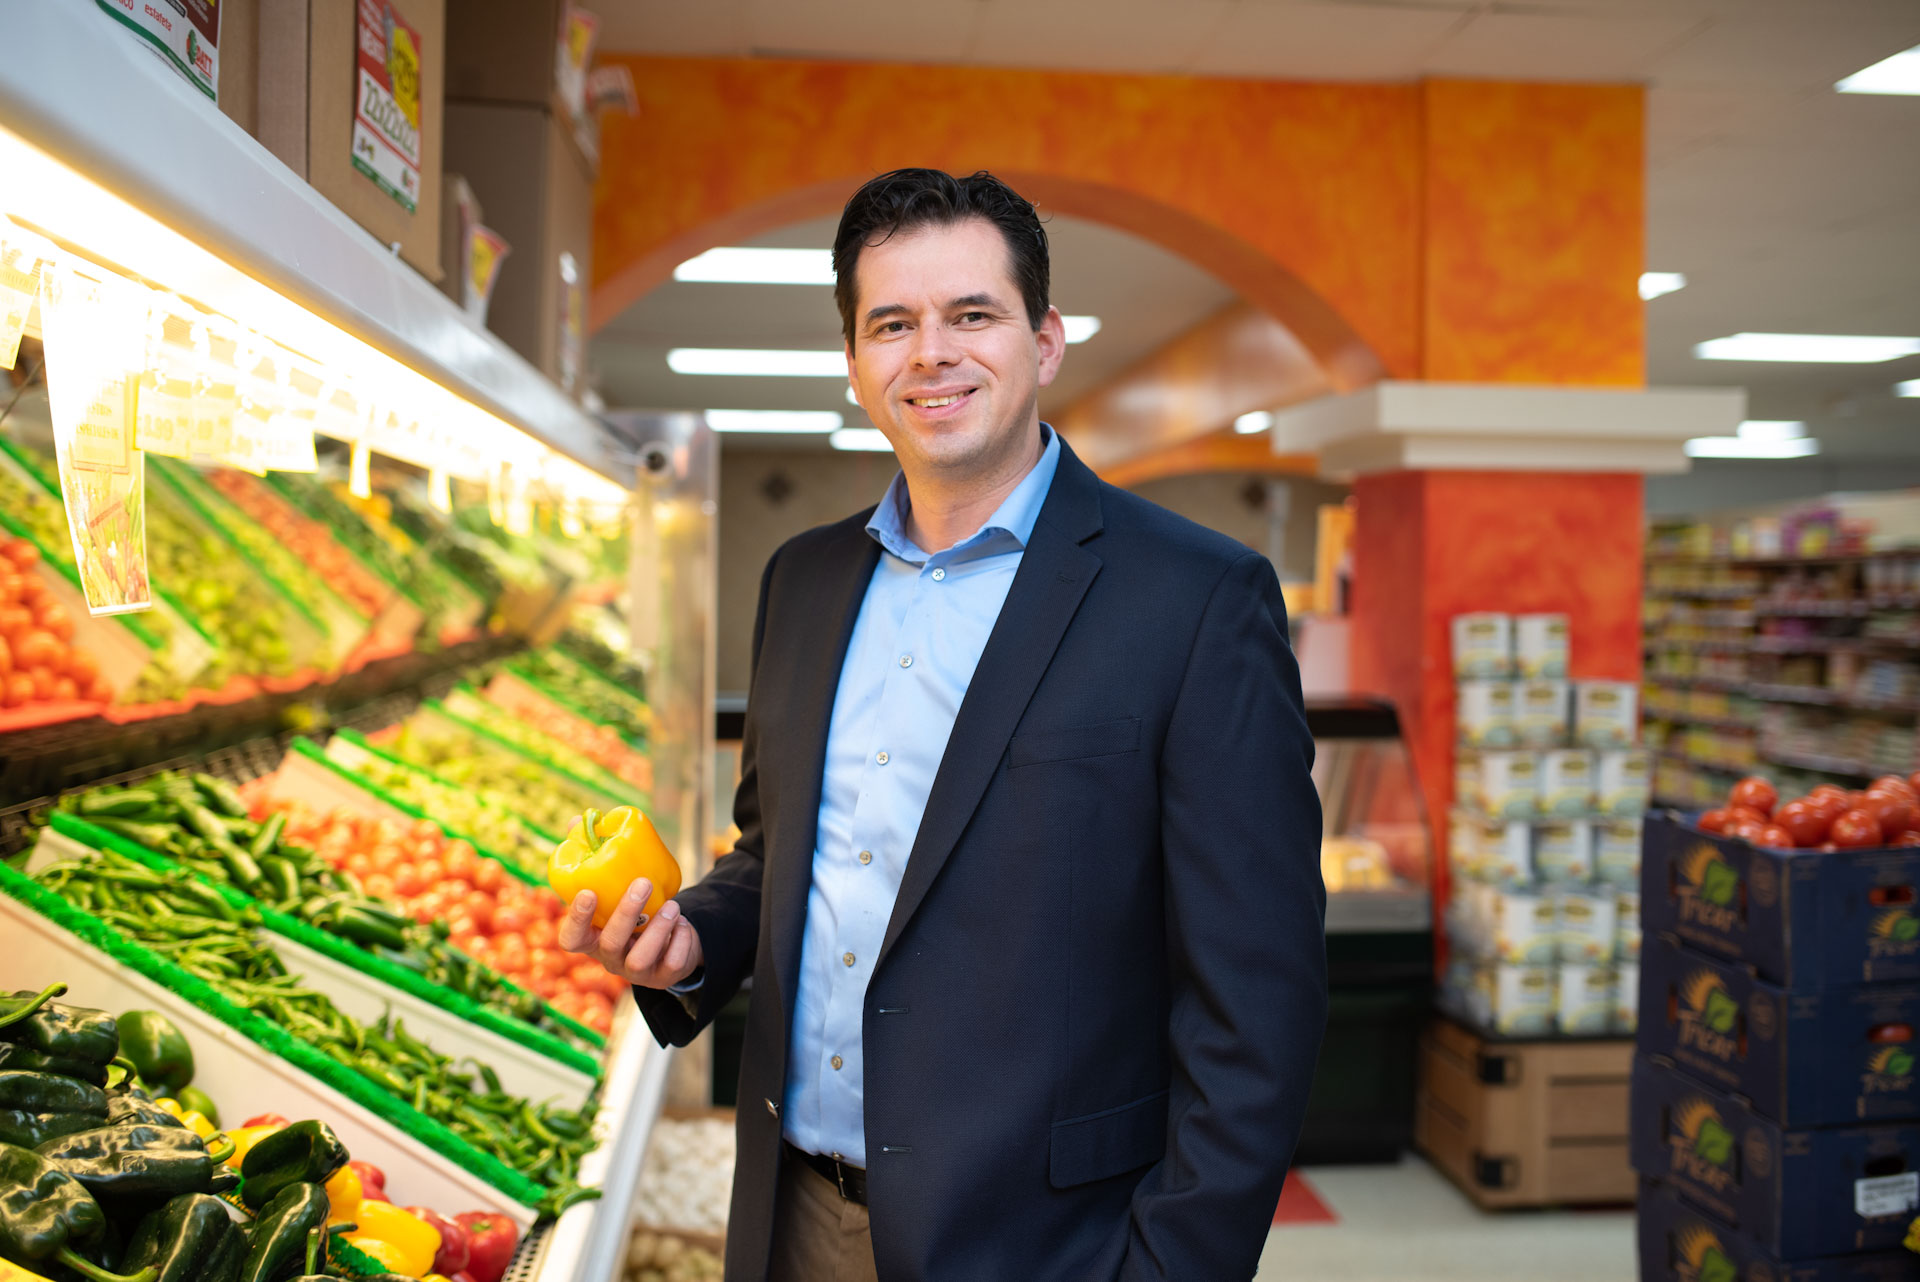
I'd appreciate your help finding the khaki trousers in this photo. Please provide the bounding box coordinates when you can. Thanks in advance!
[767,1154,879,1282]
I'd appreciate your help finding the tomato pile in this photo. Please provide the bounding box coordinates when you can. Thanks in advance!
[0,538,112,709]
[263,800,626,1032]
[1699,773,1920,850]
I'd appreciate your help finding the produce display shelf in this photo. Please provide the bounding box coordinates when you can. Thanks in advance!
[440,685,642,805]
[478,675,652,800]
[413,697,632,813]
[41,810,601,1084]
[324,730,560,872]
[0,863,547,1222]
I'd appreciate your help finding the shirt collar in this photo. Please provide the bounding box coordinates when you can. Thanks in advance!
[866,423,1061,564]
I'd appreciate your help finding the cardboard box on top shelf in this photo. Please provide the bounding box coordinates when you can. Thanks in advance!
[438,174,510,325]
[443,102,591,395]
[444,0,601,172]
[90,0,259,133]
[255,0,445,281]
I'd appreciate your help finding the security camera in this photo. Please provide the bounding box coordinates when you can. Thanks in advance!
[638,442,673,476]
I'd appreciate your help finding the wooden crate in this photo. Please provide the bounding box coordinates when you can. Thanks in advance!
[1415,1015,1636,1210]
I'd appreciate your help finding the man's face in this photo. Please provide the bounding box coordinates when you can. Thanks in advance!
[845,218,1066,478]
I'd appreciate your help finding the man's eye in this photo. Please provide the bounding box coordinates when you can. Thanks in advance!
[959,312,989,323]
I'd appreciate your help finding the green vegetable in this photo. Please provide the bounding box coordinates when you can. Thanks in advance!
[104,1099,185,1131]
[237,1122,346,1211]
[236,1183,328,1282]
[34,1124,232,1200]
[0,1142,159,1282]
[1,995,119,1069]
[77,792,164,820]
[121,1193,245,1282]
[170,1089,217,1131]
[190,776,248,821]
[115,1015,192,1096]
[0,1046,109,1088]
[0,1074,108,1150]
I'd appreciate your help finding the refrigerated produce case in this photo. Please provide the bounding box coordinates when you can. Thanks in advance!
[1295,697,1434,1165]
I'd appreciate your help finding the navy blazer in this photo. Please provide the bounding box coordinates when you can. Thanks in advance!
[636,436,1328,1282]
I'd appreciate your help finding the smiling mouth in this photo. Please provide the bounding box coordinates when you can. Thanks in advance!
[906,389,974,408]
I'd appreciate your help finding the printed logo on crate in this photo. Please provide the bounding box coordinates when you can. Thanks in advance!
[1666,1094,1740,1195]
[1670,1222,1739,1282]
[1870,907,1920,962]
[1863,1045,1917,1097]
[1675,843,1742,934]
[1676,968,1742,1063]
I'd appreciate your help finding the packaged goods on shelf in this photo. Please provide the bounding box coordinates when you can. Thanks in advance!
[1456,678,1515,748]
[1556,964,1616,1035]
[1596,816,1644,886]
[1514,679,1570,748]
[1635,1180,1917,1282]
[1533,819,1594,884]
[1555,888,1617,965]
[1596,749,1652,816]
[1514,613,1569,679]
[1539,749,1596,816]
[1474,751,1540,818]
[633,1113,736,1238]
[1440,961,1556,1037]
[1629,1056,1920,1259]
[1574,681,1639,749]
[1451,612,1513,678]
[1614,963,1639,1034]
[1615,892,1642,963]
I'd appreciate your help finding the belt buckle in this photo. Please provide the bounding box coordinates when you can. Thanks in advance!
[831,1154,851,1201]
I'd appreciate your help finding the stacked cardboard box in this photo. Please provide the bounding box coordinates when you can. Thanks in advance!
[1442,612,1651,1037]
[1633,812,1920,1276]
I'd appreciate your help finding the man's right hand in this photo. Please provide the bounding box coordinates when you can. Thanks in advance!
[556,878,705,989]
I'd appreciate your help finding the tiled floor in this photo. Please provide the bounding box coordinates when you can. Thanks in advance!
[1256,1157,1637,1281]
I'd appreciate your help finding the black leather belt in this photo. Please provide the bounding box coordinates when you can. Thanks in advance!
[784,1140,867,1205]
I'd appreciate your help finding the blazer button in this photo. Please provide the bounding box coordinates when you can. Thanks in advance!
[765,1098,780,1118]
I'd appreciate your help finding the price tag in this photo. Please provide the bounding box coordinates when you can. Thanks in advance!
[133,374,195,459]
[0,245,38,370]
[190,380,237,461]
[349,439,372,499]
[1856,1171,1918,1219]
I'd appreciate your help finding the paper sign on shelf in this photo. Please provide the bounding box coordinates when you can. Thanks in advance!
[0,242,40,370]
[133,371,195,459]
[39,267,151,615]
[92,0,221,102]
[587,64,638,117]
[555,3,600,122]
[465,224,510,326]
[558,252,584,396]
[352,0,425,214]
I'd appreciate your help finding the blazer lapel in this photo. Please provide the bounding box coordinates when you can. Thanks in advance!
[767,518,881,1018]
[877,441,1106,967]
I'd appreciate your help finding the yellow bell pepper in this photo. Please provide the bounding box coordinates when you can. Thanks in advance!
[347,1202,441,1277]
[548,806,682,928]
[346,1240,415,1276]
[152,1098,185,1120]
[178,1111,217,1140]
[224,1123,285,1171]
[324,1164,363,1225]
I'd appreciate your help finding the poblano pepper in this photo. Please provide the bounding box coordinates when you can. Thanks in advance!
[237,1183,328,1282]
[34,1124,236,1199]
[0,986,67,1033]
[0,1143,159,1282]
[0,1073,108,1150]
[104,1098,186,1131]
[237,1122,346,1211]
[114,1016,192,1096]
[0,995,118,1073]
[121,1193,246,1282]
[0,1045,109,1089]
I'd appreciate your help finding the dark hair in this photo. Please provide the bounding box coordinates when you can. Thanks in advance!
[832,168,1050,346]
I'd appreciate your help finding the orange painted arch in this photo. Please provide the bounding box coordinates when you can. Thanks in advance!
[591,58,1643,391]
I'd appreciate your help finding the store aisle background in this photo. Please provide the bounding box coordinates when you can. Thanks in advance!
[1258,1160,1635,1282]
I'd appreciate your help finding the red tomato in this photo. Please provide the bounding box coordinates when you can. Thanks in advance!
[1729,777,1778,818]
[34,602,72,642]
[472,860,506,893]
[459,891,494,929]
[369,844,405,875]
[1726,819,1770,843]
[1699,808,1731,834]
[1872,775,1919,800]
[1754,824,1796,849]
[50,676,76,702]
[415,858,445,887]
[1726,805,1770,829]
[65,649,98,686]
[391,865,426,897]
[1864,793,1916,840]
[1831,808,1886,849]
[13,630,59,671]
[443,846,478,881]
[85,677,113,704]
[28,668,56,700]
[0,605,30,640]
[441,877,473,900]
[408,818,443,844]
[2,540,38,569]
[2,672,31,707]
[343,851,375,879]
[522,917,556,950]
[493,904,532,935]
[362,872,396,900]
[1900,832,1920,848]
[1772,800,1828,848]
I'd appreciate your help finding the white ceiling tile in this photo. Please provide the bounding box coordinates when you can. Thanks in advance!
[595,0,753,55]
[1648,6,1920,90]
[1190,3,1466,80]
[1422,9,1706,81]
[742,0,988,62]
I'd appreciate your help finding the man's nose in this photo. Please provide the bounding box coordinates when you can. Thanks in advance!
[910,323,962,367]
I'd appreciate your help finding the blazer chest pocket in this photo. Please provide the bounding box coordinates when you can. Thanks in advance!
[1049,1089,1168,1188]
[1009,716,1140,769]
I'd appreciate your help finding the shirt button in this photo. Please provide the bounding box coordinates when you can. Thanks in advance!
[876,750,889,765]
[843,951,856,967]
[858,850,873,865]
[899,654,913,669]
[831,1055,844,1071]
[931,568,946,581]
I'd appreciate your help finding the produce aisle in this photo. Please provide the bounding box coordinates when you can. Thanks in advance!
[0,9,720,1282]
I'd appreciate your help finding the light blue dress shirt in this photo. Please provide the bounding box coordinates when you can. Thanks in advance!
[781,425,1062,1165]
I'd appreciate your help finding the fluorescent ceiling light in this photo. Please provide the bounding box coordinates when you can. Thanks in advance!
[1639,272,1687,301]
[1737,420,1806,442]
[667,348,848,377]
[1837,44,1920,94]
[1061,315,1101,343]
[1694,333,1920,363]
[1685,436,1821,459]
[1897,380,1920,398]
[673,247,835,285]
[829,428,894,453]
[1233,411,1274,435]
[705,409,842,434]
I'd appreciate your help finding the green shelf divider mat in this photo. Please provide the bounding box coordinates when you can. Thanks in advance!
[0,854,550,1210]
[47,810,602,1077]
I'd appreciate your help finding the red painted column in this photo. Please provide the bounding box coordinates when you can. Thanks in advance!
[1349,471,1645,915]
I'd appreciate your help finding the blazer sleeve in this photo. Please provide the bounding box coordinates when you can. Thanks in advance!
[632,547,780,1047]
[1119,551,1329,1282]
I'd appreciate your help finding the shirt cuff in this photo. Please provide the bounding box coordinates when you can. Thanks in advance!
[666,968,705,1017]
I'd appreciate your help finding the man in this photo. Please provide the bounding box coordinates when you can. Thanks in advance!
[559,168,1326,1282]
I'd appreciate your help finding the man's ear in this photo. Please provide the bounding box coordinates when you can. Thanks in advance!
[1035,307,1067,390]
[845,343,860,407]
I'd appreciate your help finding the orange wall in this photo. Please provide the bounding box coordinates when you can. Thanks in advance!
[1349,471,1646,910]
[592,60,1644,399]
